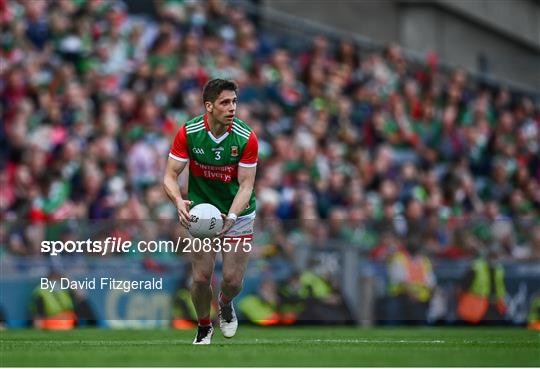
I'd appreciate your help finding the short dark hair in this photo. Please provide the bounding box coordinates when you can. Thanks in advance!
[202,79,238,104]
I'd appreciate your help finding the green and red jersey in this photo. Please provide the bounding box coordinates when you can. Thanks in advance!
[169,114,258,216]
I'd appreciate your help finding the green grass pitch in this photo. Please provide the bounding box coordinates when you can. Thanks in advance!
[1,327,539,366]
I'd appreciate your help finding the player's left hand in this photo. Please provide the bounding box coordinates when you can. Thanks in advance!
[216,213,236,237]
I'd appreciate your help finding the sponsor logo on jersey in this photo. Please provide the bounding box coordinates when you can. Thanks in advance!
[190,161,237,183]
[231,146,238,157]
[211,147,224,152]
[192,147,205,155]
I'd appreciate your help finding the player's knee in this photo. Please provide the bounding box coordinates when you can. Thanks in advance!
[222,272,243,291]
[192,270,212,285]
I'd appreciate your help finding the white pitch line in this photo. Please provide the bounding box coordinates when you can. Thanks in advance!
[3,339,447,345]
[3,338,539,345]
[254,339,447,344]
[313,339,446,344]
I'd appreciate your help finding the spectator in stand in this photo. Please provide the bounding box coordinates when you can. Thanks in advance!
[0,0,539,263]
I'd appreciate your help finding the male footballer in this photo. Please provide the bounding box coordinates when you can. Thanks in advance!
[163,79,258,344]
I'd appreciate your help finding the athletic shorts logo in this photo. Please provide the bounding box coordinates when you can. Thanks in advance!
[192,147,205,155]
[231,146,238,157]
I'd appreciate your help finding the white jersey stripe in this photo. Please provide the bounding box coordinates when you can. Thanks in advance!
[232,124,251,136]
[186,120,204,128]
[186,123,204,130]
[187,119,204,126]
[186,122,204,132]
[233,124,250,135]
[232,126,250,135]
[232,128,250,140]
[232,126,250,136]
[186,126,205,134]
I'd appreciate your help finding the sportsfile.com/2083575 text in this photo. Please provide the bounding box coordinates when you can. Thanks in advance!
[40,236,252,256]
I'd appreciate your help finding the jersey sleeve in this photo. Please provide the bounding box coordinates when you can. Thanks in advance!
[239,131,258,167]
[169,125,189,162]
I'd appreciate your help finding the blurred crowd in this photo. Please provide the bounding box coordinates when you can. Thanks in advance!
[2,0,540,262]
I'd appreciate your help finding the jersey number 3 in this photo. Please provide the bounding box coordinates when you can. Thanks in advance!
[214,151,221,160]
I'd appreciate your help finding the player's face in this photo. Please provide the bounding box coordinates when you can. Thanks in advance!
[208,90,237,126]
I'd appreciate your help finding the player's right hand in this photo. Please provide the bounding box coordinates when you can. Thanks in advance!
[177,200,193,229]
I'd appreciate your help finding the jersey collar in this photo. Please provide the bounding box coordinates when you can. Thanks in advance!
[204,114,232,144]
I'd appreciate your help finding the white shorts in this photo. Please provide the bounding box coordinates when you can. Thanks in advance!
[225,211,255,238]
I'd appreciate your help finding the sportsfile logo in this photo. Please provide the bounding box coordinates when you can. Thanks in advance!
[40,236,253,255]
